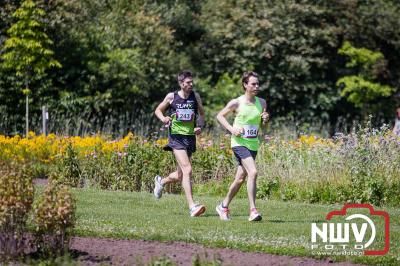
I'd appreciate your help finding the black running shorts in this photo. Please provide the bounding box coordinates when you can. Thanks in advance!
[232,146,257,166]
[163,134,196,157]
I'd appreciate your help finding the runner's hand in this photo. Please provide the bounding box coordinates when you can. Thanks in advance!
[261,109,269,124]
[162,116,172,125]
[231,127,243,137]
[194,127,202,135]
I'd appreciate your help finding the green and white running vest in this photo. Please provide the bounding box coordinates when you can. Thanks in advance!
[169,90,198,135]
[231,95,262,151]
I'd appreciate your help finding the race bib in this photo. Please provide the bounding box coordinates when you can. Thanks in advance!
[176,109,194,122]
[242,125,259,138]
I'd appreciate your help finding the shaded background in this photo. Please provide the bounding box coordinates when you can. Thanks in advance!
[1,0,399,136]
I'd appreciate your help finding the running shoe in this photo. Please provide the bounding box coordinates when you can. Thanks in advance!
[248,208,262,222]
[190,204,206,217]
[216,203,231,221]
[153,175,163,199]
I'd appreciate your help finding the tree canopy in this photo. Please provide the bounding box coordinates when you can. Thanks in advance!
[1,0,399,135]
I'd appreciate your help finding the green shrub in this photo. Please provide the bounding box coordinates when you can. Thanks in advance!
[0,163,34,259]
[280,183,297,201]
[32,180,75,256]
[25,163,52,180]
[256,176,280,200]
[48,127,400,207]
[58,143,82,187]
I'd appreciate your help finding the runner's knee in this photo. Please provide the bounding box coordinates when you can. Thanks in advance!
[181,165,192,176]
[236,176,245,185]
[168,170,183,181]
[176,171,183,180]
[171,174,182,181]
[177,171,183,180]
[247,169,257,178]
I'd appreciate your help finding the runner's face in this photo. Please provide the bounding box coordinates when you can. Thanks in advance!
[179,77,193,93]
[244,76,260,95]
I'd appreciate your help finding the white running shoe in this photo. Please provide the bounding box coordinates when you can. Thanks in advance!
[248,208,262,222]
[190,204,206,217]
[153,175,163,199]
[216,203,231,221]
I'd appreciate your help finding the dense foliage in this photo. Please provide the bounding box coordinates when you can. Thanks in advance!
[1,130,399,206]
[0,163,34,258]
[1,0,400,135]
[0,162,75,259]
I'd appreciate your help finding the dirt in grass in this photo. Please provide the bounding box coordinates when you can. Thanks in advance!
[32,179,364,265]
[69,236,363,266]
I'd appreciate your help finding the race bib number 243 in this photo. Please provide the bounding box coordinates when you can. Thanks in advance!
[176,109,194,122]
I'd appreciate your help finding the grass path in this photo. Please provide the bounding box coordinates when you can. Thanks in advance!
[72,188,400,265]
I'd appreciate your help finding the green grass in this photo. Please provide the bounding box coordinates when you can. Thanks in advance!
[72,188,400,265]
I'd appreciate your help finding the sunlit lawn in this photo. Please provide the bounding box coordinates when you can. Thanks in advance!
[72,188,400,265]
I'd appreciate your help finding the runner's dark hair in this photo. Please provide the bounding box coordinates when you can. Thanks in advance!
[242,71,259,90]
[178,70,193,83]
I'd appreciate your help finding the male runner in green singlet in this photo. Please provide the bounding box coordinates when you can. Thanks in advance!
[216,71,269,221]
[153,70,206,217]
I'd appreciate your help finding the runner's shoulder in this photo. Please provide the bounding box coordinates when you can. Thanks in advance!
[165,92,175,102]
[194,91,202,100]
[258,97,267,108]
[227,98,240,110]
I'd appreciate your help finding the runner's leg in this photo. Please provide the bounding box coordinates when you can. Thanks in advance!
[240,157,258,210]
[173,149,195,208]
[161,166,183,186]
[222,166,246,207]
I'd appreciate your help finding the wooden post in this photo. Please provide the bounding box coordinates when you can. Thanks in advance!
[25,93,29,137]
[42,105,47,136]
[23,85,30,138]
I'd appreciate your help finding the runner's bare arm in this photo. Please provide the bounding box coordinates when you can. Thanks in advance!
[195,92,205,128]
[216,99,241,136]
[155,93,174,124]
[260,98,269,125]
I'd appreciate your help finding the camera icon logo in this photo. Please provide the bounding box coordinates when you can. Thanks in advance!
[310,203,390,256]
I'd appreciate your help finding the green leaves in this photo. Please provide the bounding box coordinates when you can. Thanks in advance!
[338,76,393,108]
[1,0,61,77]
[198,0,340,122]
[0,163,34,258]
[337,42,394,110]
[1,0,400,133]
[338,41,384,72]
[197,73,242,127]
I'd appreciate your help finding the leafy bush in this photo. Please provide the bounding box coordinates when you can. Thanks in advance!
[337,42,394,110]
[0,161,75,260]
[0,163,34,259]
[58,143,82,187]
[1,126,399,207]
[32,180,75,256]
[256,177,280,200]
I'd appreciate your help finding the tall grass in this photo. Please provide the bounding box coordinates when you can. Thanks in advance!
[1,123,399,206]
[0,108,161,138]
